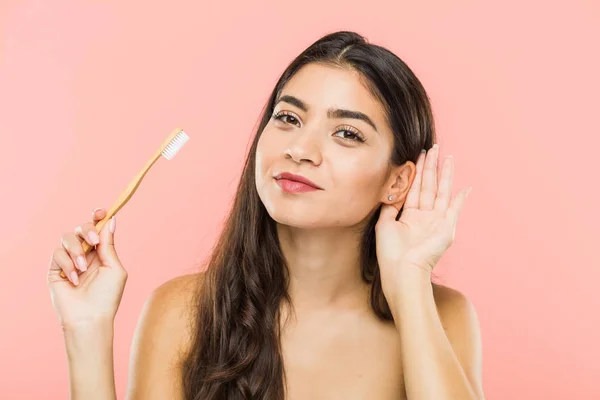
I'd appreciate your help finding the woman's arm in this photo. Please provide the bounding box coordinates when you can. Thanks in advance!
[389,266,484,400]
[49,209,199,399]
[63,320,117,400]
[61,274,197,400]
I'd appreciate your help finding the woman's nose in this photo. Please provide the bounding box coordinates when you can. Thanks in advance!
[283,129,323,165]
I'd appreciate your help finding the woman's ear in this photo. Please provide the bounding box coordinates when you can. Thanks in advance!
[380,161,417,211]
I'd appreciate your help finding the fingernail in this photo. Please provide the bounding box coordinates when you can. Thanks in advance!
[88,230,100,245]
[421,149,426,153]
[70,271,79,286]
[432,143,439,149]
[77,255,87,272]
[92,208,102,216]
[109,216,116,233]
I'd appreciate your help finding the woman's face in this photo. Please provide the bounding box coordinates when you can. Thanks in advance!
[255,63,397,229]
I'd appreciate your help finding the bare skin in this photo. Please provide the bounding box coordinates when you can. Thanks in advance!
[124,271,475,400]
[49,63,483,399]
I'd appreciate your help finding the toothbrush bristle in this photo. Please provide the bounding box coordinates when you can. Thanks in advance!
[161,130,189,160]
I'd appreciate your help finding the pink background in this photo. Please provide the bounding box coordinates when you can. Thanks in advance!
[1,1,598,398]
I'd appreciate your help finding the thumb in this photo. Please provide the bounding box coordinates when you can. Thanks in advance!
[379,203,401,222]
[97,216,123,270]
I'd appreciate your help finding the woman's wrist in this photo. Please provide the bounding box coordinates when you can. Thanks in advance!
[63,318,114,368]
[61,314,115,333]
[63,318,114,346]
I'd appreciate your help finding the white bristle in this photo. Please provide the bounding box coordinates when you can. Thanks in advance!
[161,130,189,160]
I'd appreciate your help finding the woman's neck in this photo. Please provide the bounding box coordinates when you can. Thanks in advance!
[277,224,371,312]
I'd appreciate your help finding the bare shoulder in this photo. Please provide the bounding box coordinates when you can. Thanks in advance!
[431,283,481,342]
[149,272,202,315]
[125,272,205,399]
[432,283,484,397]
[140,272,202,343]
[432,283,478,320]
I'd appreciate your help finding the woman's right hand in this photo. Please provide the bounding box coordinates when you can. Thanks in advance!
[47,208,128,331]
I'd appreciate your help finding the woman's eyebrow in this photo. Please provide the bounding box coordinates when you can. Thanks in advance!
[327,109,378,132]
[275,94,378,132]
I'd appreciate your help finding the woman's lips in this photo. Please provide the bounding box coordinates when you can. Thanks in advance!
[273,172,323,193]
[275,178,320,193]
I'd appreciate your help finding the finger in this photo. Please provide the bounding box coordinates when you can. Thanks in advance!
[419,144,440,210]
[92,207,107,223]
[448,187,472,221]
[74,221,100,247]
[404,150,426,209]
[96,216,125,273]
[50,247,80,286]
[434,155,454,213]
[61,232,88,273]
[379,202,400,221]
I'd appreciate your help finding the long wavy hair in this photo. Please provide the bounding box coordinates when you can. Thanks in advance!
[181,30,437,399]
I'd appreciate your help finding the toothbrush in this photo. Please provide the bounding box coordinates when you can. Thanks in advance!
[60,127,190,279]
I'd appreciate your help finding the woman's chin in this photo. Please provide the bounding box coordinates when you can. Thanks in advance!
[266,208,322,229]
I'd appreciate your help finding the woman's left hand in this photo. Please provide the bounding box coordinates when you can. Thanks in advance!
[375,144,472,293]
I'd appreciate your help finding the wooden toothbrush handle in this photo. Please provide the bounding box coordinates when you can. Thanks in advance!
[59,153,161,279]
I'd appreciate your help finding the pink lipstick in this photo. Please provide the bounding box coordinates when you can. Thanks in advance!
[274,172,323,193]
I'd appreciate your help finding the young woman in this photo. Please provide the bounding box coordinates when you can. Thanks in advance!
[48,31,484,399]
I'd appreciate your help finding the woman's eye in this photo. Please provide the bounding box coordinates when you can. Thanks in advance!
[283,115,299,125]
[273,113,300,127]
[334,129,365,142]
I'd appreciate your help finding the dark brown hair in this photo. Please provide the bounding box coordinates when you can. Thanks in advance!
[181,30,436,399]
